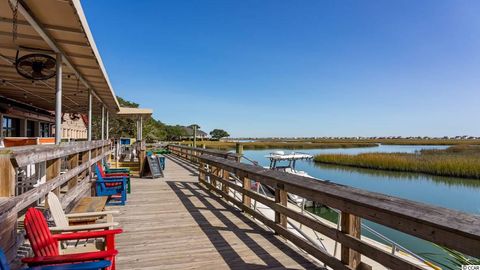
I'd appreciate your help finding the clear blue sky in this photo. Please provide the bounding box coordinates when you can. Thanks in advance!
[82,0,480,137]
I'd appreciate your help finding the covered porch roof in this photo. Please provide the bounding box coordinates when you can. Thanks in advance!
[0,0,120,114]
[116,107,153,119]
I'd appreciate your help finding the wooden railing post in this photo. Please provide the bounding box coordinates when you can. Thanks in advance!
[211,166,218,190]
[235,143,243,162]
[222,168,229,195]
[274,184,287,232]
[67,153,79,189]
[0,153,15,197]
[241,173,251,209]
[341,212,363,269]
[46,158,61,197]
[198,161,205,184]
[79,150,89,180]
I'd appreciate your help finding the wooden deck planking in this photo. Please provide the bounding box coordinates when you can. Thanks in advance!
[110,156,322,269]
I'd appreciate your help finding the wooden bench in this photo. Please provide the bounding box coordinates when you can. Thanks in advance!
[69,197,108,224]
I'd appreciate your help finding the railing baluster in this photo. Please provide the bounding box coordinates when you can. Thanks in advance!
[274,183,287,233]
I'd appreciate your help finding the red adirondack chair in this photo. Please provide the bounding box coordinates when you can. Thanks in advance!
[22,208,122,270]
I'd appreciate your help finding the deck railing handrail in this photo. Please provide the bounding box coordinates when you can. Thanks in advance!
[168,144,480,270]
[0,140,112,263]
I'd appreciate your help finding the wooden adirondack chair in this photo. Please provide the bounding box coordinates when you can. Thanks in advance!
[47,192,118,232]
[1,249,111,270]
[94,166,127,206]
[96,162,131,194]
[22,208,122,270]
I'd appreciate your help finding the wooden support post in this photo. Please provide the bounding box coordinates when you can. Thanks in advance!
[198,161,205,184]
[241,174,251,209]
[0,154,15,197]
[222,168,229,195]
[67,153,79,189]
[341,212,362,269]
[235,143,243,162]
[138,141,146,177]
[46,158,61,196]
[211,166,217,190]
[275,184,287,232]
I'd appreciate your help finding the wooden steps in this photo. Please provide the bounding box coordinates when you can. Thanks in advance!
[109,161,140,176]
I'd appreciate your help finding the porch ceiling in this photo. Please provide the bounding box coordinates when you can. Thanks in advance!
[0,0,120,114]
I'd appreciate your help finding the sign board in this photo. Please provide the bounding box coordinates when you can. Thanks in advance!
[141,155,164,178]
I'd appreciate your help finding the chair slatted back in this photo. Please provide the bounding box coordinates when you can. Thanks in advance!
[47,192,69,228]
[24,208,59,257]
[97,162,107,177]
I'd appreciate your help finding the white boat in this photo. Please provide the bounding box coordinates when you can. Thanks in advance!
[265,151,314,204]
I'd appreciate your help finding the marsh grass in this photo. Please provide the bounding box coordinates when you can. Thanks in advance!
[314,145,480,179]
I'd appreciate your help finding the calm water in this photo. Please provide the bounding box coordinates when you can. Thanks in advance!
[241,145,480,267]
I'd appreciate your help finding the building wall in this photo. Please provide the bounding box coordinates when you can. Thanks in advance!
[61,114,87,140]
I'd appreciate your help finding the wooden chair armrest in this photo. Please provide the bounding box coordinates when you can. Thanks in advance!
[50,222,119,232]
[66,210,119,218]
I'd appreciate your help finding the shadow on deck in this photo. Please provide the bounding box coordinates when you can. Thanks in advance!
[112,156,322,269]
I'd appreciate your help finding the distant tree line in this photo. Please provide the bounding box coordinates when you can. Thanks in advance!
[92,96,229,142]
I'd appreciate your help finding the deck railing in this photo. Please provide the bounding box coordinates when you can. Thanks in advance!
[168,144,239,162]
[0,140,112,263]
[168,144,480,270]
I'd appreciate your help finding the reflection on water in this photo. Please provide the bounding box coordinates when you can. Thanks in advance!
[313,162,480,189]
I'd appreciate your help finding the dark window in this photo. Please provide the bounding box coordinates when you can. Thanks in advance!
[40,122,50,137]
[2,116,20,137]
[27,120,36,137]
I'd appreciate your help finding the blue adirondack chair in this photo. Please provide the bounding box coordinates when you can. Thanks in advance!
[94,165,127,206]
[0,249,111,270]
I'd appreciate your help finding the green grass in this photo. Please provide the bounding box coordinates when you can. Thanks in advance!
[179,141,378,150]
[314,145,480,179]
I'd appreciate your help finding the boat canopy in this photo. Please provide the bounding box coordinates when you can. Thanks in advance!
[265,151,313,161]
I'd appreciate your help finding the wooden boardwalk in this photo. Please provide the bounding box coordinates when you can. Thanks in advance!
[110,155,322,269]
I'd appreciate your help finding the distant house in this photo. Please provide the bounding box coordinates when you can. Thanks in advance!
[181,126,209,140]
